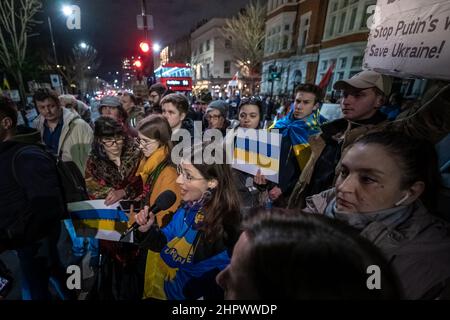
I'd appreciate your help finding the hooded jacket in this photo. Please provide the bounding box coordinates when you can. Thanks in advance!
[34,107,93,175]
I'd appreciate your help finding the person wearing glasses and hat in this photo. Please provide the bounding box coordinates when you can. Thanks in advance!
[99,95,137,137]
[205,100,231,136]
[288,70,450,210]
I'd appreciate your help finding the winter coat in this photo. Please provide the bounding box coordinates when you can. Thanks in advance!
[127,106,145,128]
[34,107,93,175]
[289,81,450,210]
[85,140,143,200]
[303,188,450,300]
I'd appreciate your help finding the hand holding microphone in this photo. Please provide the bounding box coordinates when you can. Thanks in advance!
[135,205,155,233]
[120,190,177,240]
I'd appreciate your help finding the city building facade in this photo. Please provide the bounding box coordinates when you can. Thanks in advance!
[190,18,241,97]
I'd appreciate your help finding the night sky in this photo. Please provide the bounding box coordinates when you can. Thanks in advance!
[33,0,256,82]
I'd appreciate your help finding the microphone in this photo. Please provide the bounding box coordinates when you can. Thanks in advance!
[120,190,177,240]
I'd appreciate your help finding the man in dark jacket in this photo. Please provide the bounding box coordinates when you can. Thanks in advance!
[0,96,69,300]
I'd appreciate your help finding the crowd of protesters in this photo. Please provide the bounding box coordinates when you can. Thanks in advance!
[1,70,450,300]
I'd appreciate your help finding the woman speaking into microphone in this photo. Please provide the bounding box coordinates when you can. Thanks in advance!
[135,142,241,300]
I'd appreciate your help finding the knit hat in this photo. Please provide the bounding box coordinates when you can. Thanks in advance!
[206,100,229,118]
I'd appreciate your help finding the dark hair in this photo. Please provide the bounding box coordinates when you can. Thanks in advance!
[122,92,137,105]
[92,116,128,159]
[160,93,189,115]
[238,97,263,123]
[0,95,18,128]
[184,142,241,244]
[149,83,166,96]
[241,209,401,299]
[354,131,441,210]
[33,88,60,107]
[137,114,173,155]
[295,83,324,104]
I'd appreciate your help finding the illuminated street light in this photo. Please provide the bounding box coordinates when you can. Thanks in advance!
[87,66,91,70]
[153,43,161,52]
[62,5,72,16]
[80,42,87,49]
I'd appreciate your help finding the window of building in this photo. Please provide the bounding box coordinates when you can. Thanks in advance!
[349,70,361,78]
[339,57,347,69]
[321,60,328,71]
[199,44,203,54]
[328,16,336,37]
[224,60,231,74]
[325,0,376,39]
[349,6,358,31]
[285,24,290,31]
[337,72,345,81]
[206,39,210,51]
[360,3,373,30]
[351,56,363,69]
[338,11,347,33]
[282,35,289,50]
[206,64,210,77]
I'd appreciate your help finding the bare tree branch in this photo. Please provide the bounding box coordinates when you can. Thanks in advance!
[0,0,42,106]
[222,1,266,77]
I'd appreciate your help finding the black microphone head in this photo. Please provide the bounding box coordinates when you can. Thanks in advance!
[154,190,177,211]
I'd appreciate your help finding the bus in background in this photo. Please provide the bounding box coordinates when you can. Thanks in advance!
[154,63,192,92]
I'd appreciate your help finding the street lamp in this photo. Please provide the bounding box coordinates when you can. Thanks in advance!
[153,43,161,52]
[62,5,72,16]
[80,42,87,49]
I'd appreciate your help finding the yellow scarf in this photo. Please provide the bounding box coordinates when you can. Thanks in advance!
[137,146,169,183]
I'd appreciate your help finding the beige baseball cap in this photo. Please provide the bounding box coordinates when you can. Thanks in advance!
[334,70,393,96]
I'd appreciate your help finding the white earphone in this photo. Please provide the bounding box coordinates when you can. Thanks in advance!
[395,193,410,207]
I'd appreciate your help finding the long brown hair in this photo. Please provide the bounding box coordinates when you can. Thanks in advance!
[186,142,240,245]
[137,114,173,158]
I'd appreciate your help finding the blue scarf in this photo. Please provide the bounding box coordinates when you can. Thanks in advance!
[274,110,327,170]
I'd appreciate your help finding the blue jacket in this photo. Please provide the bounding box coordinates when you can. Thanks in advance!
[138,203,231,300]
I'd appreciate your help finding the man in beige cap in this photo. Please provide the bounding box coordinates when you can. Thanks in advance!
[289,70,450,209]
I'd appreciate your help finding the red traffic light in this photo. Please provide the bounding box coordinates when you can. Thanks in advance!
[139,41,150,53]
[133,59,142,68]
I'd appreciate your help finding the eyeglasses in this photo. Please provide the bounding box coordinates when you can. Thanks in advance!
[101,137,124,147]
[176,165,206,182]
[136,137,159,148]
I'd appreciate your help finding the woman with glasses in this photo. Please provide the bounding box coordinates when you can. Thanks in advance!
[135,114,182,299]
[205,100,230,136]
[84,116,143,299]
[135,142,241,300]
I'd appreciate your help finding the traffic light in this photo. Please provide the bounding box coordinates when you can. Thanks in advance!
[139,41,150,54]
[133,59,143,69]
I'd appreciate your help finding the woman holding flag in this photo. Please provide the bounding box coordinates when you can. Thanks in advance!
[135,142,241,300]
[254,84,327,207]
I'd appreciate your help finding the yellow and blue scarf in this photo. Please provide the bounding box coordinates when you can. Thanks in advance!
[273,110,327,170]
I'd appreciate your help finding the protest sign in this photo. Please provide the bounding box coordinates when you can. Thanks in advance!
[364,0,450,80]
[232,128,281,184]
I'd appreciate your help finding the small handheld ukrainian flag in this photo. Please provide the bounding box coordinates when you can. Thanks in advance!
[68,200,132,242]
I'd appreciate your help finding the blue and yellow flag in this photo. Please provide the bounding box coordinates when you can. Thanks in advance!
[273,109,327,170]
[68,200,131,242]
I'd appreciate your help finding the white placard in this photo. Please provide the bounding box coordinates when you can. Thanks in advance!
[364,0,450,80]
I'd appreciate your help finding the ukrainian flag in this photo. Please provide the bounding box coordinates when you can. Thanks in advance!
[273,109,327,171]
[68,200,131,242]
[232,128,281,183]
